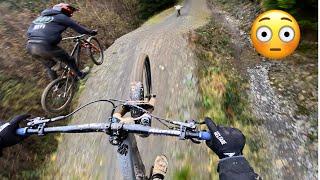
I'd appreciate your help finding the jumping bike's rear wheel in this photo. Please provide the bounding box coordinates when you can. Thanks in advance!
[130,53,152,118]
[41,77,76,114]
[87,37,104,65]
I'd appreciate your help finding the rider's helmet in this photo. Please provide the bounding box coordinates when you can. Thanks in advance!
[53,3,78,17]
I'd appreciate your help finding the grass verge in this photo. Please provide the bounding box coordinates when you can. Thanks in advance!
[190,20,269,179]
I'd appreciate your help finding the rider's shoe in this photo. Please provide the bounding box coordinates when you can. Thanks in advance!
[79,66,90,79]
[151,155,168,180]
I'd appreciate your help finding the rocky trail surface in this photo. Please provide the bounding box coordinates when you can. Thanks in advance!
[50,0,211,179]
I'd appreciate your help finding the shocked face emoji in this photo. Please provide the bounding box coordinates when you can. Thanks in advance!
[251,10,300,60]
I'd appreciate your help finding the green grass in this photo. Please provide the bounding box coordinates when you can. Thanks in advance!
[143,6,175,26]
[0,74,44,119]
[173,165,192,180]
[195,21,250,126]
[192,20,269,177]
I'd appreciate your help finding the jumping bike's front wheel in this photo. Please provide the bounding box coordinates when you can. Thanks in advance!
[41,77,76,114]
[130,53,152,118]
[87,37,104,65]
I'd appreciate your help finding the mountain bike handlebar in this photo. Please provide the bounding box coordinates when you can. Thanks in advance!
[62,34,87,40]
[16,122,212,141]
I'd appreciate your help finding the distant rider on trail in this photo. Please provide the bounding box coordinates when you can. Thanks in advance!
[175,5,183,17]
[26,3,97,80]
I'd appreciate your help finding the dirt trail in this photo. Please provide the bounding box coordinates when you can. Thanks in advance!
[50,0,211,179]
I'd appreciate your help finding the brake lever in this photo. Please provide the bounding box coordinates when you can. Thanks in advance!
[26,116,66,126]
[26,117,46,126]
[173,120,196,129]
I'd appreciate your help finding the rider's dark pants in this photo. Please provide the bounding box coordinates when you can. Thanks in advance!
[26,41,82,80]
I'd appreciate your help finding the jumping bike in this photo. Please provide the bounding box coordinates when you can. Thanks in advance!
[41,34,104,114]
[18,54,212,180]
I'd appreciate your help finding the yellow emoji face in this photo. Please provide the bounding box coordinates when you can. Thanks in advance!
[250,10,300,60]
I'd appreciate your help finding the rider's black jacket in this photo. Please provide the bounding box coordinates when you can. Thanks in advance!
[27,9,92,45]
[218,156,261,180]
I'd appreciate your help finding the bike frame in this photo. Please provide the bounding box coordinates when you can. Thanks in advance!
[66,36,101,70]
[118,134,145,179]
[41,34,104,113]
[60,34,102,76]
[57,38,81,79]
[62,35,87,73]
[57,37,84,96]
[70,40,81,64]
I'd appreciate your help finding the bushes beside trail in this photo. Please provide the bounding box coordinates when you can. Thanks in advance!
[257,0,317,32]
[138,0,178,20]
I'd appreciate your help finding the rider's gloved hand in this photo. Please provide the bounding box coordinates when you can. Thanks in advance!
[205,117,245,159]
[0,114,30,151]
[90,29,98,36]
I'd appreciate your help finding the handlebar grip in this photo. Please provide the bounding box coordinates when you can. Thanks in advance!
[16,128,27,136]
[198,131,212,140]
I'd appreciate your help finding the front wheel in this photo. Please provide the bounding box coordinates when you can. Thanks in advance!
[87,37,104,65]
[130,53,152,118]
[41,77,76,114]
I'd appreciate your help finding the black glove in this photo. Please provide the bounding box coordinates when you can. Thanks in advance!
[0,114,30,150]
[205,117,245,159]
[90,29,98,36]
